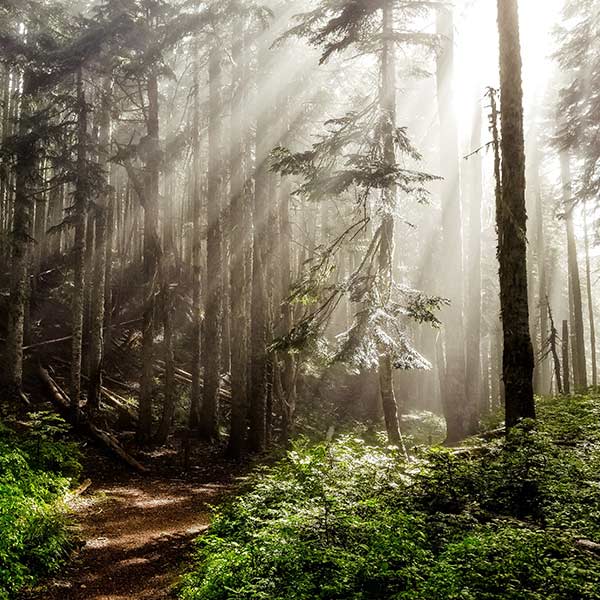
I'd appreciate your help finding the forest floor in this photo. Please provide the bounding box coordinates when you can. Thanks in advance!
[20,445,242,600]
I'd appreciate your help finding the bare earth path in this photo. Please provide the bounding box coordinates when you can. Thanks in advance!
[23,455,237,600]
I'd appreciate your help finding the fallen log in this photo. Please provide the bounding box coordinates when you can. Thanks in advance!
[476,427,505,441]
[103,374,138,393]
[38,365,148,473]
[49,356,138,424]
[575,539,600,557]
[24,319,143,353]
[155,360,232,400]
[100,387,138,425]
[88,423,148,473]
[70,478,92,497]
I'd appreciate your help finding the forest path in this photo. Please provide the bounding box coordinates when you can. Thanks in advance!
[24,460,235,600]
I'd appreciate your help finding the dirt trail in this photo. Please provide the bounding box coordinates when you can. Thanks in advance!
[24,469,232,600]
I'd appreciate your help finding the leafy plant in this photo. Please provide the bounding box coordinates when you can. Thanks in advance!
[180,394,600,600]
[0,419,81,597]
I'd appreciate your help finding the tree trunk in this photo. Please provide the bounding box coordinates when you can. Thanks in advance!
[466,103,482,431]
[87,79,112,413]
[227,16,248,458]
[248,40,271,453]
[532,141,550,395]
[496,0,535,428]
[583,200,597,387]
[137,70,161,444]
[189,39,202,431]
[104,173,115,351]
[377,0,401,446]
[5,72,34,399]
[279,166,296,443]
[547,301,563,394]
[561,153,587,392]
[562,319,571,395]
[70,68,89,423]
[436,6,468,442]
[200,44,223,441]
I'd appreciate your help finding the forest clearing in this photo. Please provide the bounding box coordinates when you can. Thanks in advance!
[1,0,600,598]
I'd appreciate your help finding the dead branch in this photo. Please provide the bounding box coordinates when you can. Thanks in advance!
[38,365,148,473]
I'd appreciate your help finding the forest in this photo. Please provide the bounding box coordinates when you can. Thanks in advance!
[1,0,600,598]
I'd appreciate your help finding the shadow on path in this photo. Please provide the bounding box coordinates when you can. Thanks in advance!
[22,474,231,600]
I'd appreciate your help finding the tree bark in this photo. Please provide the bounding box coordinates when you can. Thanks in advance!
[466,104,482,431]
[377,0,402,446]
[70,68,89,423]
[562,319,571,395]
[227,16,248,458]
[532,141,550,395]
[547,301,563,394]
[137,70,161,444]
[189,39,202,432]
[87,78,112,413]
[436,6,468,442]
[5,71,34,398]
[248,38,271,453]
[496,0,535,428]
[583,200,597,387]
[561,153,587,392]
[200,44,223,441]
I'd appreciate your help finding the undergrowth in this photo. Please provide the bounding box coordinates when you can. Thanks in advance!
[0,412,81,599]
[180,393,600,599]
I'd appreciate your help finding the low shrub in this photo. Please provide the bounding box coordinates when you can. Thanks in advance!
[0,414,81,598]
[180,394,600,599]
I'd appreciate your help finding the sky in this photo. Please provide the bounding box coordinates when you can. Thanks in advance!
[454,0,564,141]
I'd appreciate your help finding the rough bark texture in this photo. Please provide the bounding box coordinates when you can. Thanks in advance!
[5,73,34,397]
[88,79,112,413]
[228,17,248,458]
[71,68,89,422]
[189,41,202,431]
[248,41,271,453]
[583,201,597,387]
[532,142,550,395]
[377,0,401,446]
[279,172,296,443]
[200,44,223,441]
[466,105,482,431]
[562,319,571,395]
[436,6,468,442]
[496,0,535,427]
[547,301,563,394]
[137,71,161,444]
[561,153,587,392]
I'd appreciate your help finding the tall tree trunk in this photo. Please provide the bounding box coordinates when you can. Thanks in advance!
[227,16,248,458]
[88,79,112,413]
[547,301,563,394]
[104,173,115,351]
[496,0,535,428]
[466,104,482,432]
[200,44,223,441]
[189,39,202,431]
[248,40,271,453]
[436,6,468,443]
[279,167,296,443]
[561,153,587,392]
[70,68,89,422]
[137,70,161,444]
[377,0,401,446]
[583,200,597,387]
[532,141,550,395]
[156,187,176,445]
[5,72,34,399]
[562,319,571,395]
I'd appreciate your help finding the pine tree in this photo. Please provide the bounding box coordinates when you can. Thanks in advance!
[496,0,535,428]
